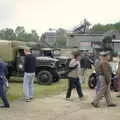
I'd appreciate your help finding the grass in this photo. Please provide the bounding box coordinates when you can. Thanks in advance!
[1,68,92,102]
[6,78,68,102]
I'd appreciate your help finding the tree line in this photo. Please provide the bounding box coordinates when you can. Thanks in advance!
[0,21,120,42]
[90,21,120,33]
[0,26,39,41]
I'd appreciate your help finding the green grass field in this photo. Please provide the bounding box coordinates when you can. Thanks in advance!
[6,78,68,101]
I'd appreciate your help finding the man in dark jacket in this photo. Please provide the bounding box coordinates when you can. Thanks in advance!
[0,58,10,108]
[80,53,93,83]
[23,48,36,102]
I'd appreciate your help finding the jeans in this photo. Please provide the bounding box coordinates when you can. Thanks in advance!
[23,72,35,99]
[66,77,83,98]
[0,84,10,107]
[96,73,100,93]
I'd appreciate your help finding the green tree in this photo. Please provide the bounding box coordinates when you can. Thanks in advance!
[15,26,26,41]
[0,28,16,40]
[30,30,39,41]
[91,21,120,33]
[23,30,39,41]
[114,22,120,30]
[56,28,67,47]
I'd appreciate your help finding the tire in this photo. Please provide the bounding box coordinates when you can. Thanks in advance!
[88,74,97,89]
[37,70,53,85]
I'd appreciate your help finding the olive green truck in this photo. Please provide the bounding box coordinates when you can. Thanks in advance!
[0,40,62,85]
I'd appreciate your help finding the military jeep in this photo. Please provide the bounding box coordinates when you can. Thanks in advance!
[36,47,70,71]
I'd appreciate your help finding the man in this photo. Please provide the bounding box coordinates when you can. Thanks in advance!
[91,51,116,107]
[94,55,102,93]
[0,58,10,108]
[80,53,93,83]
[23,48,36,102]
[66,51,83,101]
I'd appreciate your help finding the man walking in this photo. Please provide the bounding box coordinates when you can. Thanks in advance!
[91,51,116,107]
[94,55,102,93]
[66,51,83,100]
[23,48,36,102]
[0,58,10,108]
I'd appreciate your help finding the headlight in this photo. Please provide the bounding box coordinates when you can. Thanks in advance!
[50,62,56,66]
[18,64,23,69]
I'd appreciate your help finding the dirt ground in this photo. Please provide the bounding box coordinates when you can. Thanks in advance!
[0,89,120,120]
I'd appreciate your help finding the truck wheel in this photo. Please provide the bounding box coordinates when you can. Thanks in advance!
[37,70,53,85]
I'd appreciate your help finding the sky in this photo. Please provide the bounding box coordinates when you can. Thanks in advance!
[0,0,120,35]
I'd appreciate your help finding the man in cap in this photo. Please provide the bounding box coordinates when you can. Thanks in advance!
[23,47,36,102]
[91,51,116,107]
[0,58,10,108]
[66,51,83,101]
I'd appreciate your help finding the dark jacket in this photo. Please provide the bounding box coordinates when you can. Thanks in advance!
[0,60,7,85]
[24,54,36,73]
[80,56,93,69]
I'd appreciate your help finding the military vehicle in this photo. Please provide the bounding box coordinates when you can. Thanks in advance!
[30,46,70,78]
[0,40,61,85]
[26,42,71,73]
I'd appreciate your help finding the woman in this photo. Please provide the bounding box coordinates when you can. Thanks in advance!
[66,51,83,101]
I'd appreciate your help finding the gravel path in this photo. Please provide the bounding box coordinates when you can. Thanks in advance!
[0,89,120,120]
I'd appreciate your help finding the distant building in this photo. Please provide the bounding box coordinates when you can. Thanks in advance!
[67,33,103,52]
[67,30,120,53]
[44,30,57,46]
[111,31,120,53]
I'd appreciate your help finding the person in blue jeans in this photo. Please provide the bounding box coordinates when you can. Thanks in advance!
[23,48,36,102]
[94,56,101,93]
[66,51,83,100]
[0,58,10,108]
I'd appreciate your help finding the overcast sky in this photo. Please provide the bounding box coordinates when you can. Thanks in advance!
[0,0,120,34]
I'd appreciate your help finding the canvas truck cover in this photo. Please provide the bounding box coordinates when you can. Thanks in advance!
[0,40,26,62]
[0,40,14,62]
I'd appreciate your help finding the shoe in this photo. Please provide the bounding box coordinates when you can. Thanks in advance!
[26,99,31,102]
[107,103,116,107]
[0,105,10,108]
[91,102,100,108]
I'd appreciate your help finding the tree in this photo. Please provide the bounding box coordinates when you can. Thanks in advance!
[30,30,39,41]
[15,26,26,41]
[56,28,67,47]
[114,22,120,31]
[0,26,40,42]
[23,30,39,41]
[0,28,16,40]
[90,21,120,33]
